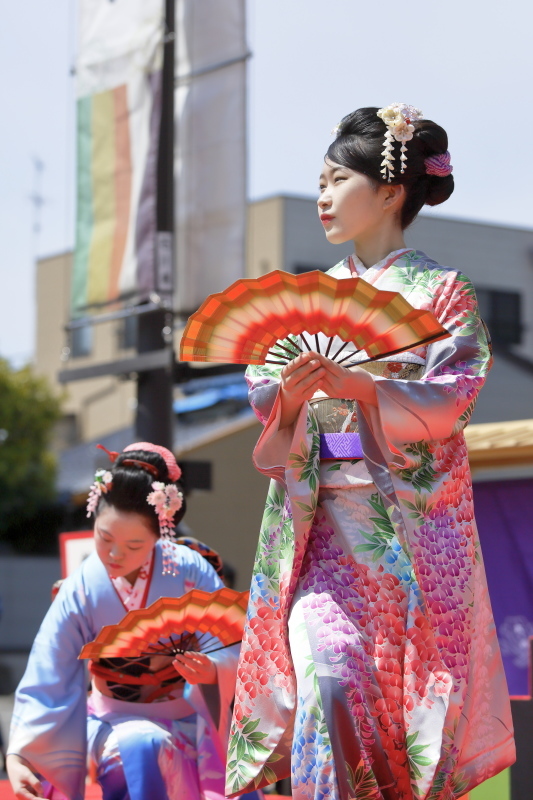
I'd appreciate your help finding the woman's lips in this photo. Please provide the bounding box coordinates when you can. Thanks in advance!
[320,214,334,225]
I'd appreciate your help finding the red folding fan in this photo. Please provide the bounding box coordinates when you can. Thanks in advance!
[79,588,248,660]
[179,270,450,366]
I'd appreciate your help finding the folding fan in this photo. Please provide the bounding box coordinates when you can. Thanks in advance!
[179,270,450,367]
[79,588,248,660]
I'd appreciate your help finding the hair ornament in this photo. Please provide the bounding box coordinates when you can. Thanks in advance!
[86,470,113,517]
[121,458,159,477]
[124,442,182,482]
[147,482,184,575]
[96,443,119,462]
[425,151,453,177]
[376,103,424,182]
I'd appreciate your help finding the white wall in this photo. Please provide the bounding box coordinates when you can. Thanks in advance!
[406,214,533,360]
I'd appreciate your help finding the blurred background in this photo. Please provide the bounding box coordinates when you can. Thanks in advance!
[0,1,532,796]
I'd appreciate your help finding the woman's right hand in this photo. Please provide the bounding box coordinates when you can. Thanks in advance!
[6,754,44,799]
[279,351,325,429]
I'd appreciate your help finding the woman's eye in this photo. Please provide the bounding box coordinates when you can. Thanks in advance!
[334,176,346,183]
[128,546,143,551]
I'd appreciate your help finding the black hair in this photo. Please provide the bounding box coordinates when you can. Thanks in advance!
[95,449,186,536]
[326,107,454,229]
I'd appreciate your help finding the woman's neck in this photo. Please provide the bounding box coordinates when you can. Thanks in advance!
[353,224,406,270]
[124,568,141,585]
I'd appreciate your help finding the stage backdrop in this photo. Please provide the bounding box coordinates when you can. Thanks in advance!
[474,478,533,695]
[72,0,165,316]
[174,0,248,315]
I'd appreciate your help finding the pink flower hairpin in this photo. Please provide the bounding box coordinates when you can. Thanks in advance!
[147,482,184,575]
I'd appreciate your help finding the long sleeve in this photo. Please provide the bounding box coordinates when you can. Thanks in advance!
[179,547,240,740]
[245,363,283,426]
[8,576,93,800]
[360,271,492,460]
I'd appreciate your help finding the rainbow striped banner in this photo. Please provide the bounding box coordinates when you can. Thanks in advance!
[72,0,164,317]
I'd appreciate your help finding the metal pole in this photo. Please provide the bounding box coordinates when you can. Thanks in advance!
[135,0,175,448]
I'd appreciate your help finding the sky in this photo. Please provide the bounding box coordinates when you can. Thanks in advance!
[0,0,532,365]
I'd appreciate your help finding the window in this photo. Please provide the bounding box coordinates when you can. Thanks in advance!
[476,288,522,346]
[70,325,92,358]
[179,461,212,491]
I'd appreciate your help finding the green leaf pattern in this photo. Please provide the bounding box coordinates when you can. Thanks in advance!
[228,251,512,799]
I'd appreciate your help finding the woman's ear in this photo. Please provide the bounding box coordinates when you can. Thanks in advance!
[382,182,405,211]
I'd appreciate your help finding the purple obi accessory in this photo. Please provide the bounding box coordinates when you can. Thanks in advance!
[319,433,363,460]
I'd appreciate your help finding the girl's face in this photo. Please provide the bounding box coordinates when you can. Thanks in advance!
[94,505,158,581]
[317,158,399,244]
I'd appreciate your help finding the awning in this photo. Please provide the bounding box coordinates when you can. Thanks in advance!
[465,418,533,469]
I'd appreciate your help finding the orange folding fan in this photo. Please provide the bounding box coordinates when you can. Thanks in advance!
[179,270,450,366]
[79,588,248,660]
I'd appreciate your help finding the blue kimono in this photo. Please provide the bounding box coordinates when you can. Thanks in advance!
[8,541,240,800]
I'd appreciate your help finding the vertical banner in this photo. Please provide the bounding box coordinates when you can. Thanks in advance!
[72,0,165,316]
[175,0,248,315]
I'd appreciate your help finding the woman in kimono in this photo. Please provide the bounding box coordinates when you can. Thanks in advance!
[7,442,241,800]
[225,105,515,800]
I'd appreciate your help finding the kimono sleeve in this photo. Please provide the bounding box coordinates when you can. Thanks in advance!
[362,271,492,453]
[245,363,283,425]
[181,548,239,740]
[8,575,93,800]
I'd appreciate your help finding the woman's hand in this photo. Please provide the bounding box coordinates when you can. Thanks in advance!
[173,652,217,685]
[315,355,378,406]
[6,754,44,799]
[279,352,325,429]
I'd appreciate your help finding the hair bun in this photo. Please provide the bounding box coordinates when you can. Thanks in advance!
[425,173,454,206]
[327,107,454,227]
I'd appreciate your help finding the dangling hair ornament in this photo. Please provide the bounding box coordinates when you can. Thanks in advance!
[123,442,182,575]
[147,482,184,575]
[376,103,424,182]
[87,470,113,517]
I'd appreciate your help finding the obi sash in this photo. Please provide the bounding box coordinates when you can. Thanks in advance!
[319,432,363,460]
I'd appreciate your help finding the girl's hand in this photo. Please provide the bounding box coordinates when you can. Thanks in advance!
[173,652,217,684]
[279,352,325,428]
[6,754,44,799]
[315,355,378,406]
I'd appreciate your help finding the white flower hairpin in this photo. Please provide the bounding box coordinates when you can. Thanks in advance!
[86,470,113,517]
[376,103,424,182]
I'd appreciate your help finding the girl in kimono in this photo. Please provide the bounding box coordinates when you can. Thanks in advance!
[225,105,515,800]
[7,442,240,800]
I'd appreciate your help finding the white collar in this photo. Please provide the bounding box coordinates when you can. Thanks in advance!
[350,247,411,276]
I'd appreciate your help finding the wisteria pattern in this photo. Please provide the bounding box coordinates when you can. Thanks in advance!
[225,250,515,800]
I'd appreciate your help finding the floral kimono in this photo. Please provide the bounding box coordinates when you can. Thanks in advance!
[8,541,242,800]
[226,249,515,800]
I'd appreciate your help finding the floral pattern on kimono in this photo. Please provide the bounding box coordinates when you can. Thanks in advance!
[225,250,515,800]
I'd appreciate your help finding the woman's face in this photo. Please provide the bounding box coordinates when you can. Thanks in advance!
[94,504,158,581]
[317,158,394,244]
